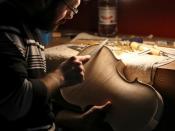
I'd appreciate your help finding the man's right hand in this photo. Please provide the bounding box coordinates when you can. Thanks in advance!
[58,55,91,87]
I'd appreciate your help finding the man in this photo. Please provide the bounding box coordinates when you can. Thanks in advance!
[0,0,111,130]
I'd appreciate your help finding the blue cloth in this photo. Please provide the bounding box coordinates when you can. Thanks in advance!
[39,30,52,45]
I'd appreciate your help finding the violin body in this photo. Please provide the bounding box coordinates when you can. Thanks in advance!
[60,45,164,131]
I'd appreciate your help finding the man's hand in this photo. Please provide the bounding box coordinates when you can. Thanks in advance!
[79,101,112,130]
[55,101,112,131]
[58,55,91,87]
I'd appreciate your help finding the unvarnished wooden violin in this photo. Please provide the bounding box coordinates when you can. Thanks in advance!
[60,44,164,131]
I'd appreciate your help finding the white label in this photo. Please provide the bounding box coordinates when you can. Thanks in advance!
[99,7,117,25]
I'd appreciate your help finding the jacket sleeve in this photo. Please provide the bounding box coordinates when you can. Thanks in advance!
[0,32,49,121]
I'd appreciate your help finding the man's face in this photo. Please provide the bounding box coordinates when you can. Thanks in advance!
[35,0,81,31]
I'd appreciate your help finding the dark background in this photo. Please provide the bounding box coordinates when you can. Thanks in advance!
[59,0,175,38]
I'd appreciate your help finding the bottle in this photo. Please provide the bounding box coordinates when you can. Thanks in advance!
[98,0,118,37]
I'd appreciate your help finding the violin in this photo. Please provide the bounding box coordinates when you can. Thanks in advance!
[60,45,164,131]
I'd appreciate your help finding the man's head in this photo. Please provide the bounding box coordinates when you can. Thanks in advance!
[11,0,81,31]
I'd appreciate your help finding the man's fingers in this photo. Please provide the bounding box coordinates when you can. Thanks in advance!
[97,101,112,112]
[77,55,91,64]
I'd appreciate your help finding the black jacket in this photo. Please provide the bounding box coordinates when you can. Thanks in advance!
[0,1,54,130]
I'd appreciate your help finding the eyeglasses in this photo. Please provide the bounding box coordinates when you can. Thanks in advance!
[62,0,79,14]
